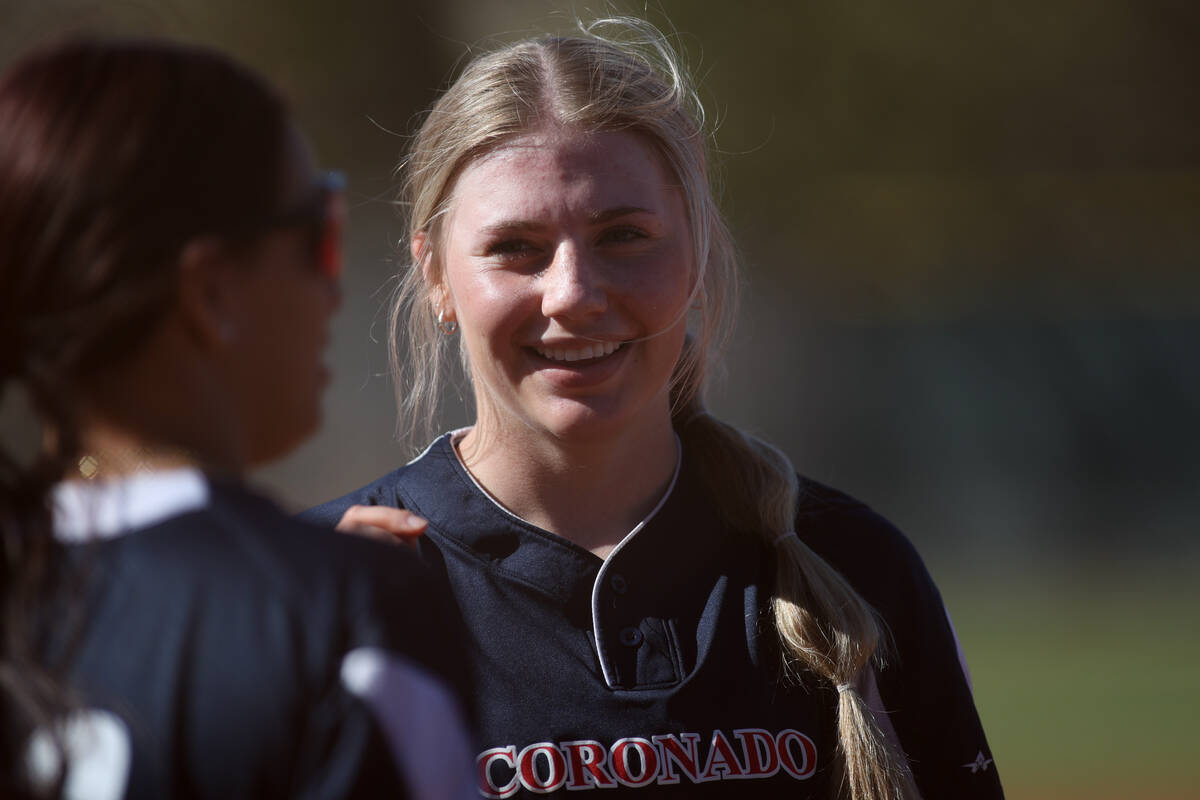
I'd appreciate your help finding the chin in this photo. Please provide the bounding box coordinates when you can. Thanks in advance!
[536,399,656,444]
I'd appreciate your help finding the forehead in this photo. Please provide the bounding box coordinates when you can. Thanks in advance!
[447,128,679,221]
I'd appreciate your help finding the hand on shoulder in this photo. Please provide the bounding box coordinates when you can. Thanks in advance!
[336,504,427,545]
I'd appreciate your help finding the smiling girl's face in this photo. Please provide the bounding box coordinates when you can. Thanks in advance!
[428,127,694,446]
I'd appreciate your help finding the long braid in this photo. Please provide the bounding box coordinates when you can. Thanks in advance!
[673,357,919,799]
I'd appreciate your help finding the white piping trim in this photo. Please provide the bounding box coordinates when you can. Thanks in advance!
[446,428,536,527]
[444,428,683,689]
[591,434,683,689]
[408,429,464,467]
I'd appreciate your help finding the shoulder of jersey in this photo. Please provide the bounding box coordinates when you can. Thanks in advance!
[792,475,929,599]
[299,459,422,528]
[795,476,911,546]
[120,476,432,594]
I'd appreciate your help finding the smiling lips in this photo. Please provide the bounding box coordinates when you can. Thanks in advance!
[533,340,624,363]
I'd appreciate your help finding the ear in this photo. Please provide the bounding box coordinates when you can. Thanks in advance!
[412,230,455,321]
[412,230,442,290]
[175,237,243,348]
[410,230,427,269]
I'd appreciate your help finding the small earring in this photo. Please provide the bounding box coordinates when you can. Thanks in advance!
[437,309,458,335]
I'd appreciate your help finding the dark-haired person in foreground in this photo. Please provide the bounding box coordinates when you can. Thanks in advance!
[0,38,474,800]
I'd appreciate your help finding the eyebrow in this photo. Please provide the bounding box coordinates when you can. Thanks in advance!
[479,220,542,238]
[588,205,655,223]
[479,206,657,237]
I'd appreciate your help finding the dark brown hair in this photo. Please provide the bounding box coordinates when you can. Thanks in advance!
[0,37,290,797]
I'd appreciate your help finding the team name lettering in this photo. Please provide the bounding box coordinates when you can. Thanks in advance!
[476,728,817,798]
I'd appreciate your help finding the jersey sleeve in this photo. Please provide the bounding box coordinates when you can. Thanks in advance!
[300,468,410,529]
[873,533,1003,799]
[289,528,478,800]
[796,487,1005,799]
[288,670,410,799]
[290,646,477,800]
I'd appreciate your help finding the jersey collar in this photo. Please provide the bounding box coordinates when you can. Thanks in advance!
[397,432,685,605]
[52,468,210,543]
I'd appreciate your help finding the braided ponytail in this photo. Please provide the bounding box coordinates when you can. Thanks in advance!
[673,350,919,799]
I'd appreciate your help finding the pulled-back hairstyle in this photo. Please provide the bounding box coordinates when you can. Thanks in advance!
[0,37,290,798]
[390,17,735,443]
[393,15,916,796]
[391,17,919,800]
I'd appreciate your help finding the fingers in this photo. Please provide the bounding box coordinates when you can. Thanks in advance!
[335,505,428,546]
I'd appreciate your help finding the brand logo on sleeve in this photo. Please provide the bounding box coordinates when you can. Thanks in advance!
[962,750,994,774]
[477,728,818,797]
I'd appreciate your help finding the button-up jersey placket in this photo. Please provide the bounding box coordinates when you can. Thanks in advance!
[591,437,683,690]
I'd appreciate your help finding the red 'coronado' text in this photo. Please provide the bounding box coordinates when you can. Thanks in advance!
[476,728,818,797]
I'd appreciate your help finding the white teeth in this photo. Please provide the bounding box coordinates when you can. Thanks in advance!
[535,341,623,362]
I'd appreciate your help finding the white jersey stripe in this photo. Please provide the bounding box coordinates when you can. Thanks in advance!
[340,647,478,800]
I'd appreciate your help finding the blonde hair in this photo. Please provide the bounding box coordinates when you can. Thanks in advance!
[388,17,919,800]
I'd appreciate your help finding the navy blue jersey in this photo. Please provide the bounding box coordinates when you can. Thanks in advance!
[305,433,1003,799]
[36,468,476,800]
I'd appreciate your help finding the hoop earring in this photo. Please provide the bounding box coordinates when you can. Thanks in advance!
[437,309,458,336]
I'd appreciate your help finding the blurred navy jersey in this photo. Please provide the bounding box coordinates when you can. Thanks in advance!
[37,468,476,800]
[305,433,1003,799]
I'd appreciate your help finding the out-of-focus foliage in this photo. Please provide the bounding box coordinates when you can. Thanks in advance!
[657,0,1200,312]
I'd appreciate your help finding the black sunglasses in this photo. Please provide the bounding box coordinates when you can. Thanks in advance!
[262,170,346,231]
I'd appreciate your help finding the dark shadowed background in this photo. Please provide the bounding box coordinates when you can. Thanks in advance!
[2,1,1197,796]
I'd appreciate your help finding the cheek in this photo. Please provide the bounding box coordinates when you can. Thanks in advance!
[631,256,694,325]
[450,270,535,341]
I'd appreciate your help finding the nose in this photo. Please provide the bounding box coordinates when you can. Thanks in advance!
[540,241,607,320]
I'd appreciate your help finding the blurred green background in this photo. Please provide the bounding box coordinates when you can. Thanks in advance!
[2,1,1197,797]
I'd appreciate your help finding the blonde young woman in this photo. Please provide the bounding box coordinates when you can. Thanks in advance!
[308,18,1003,800]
